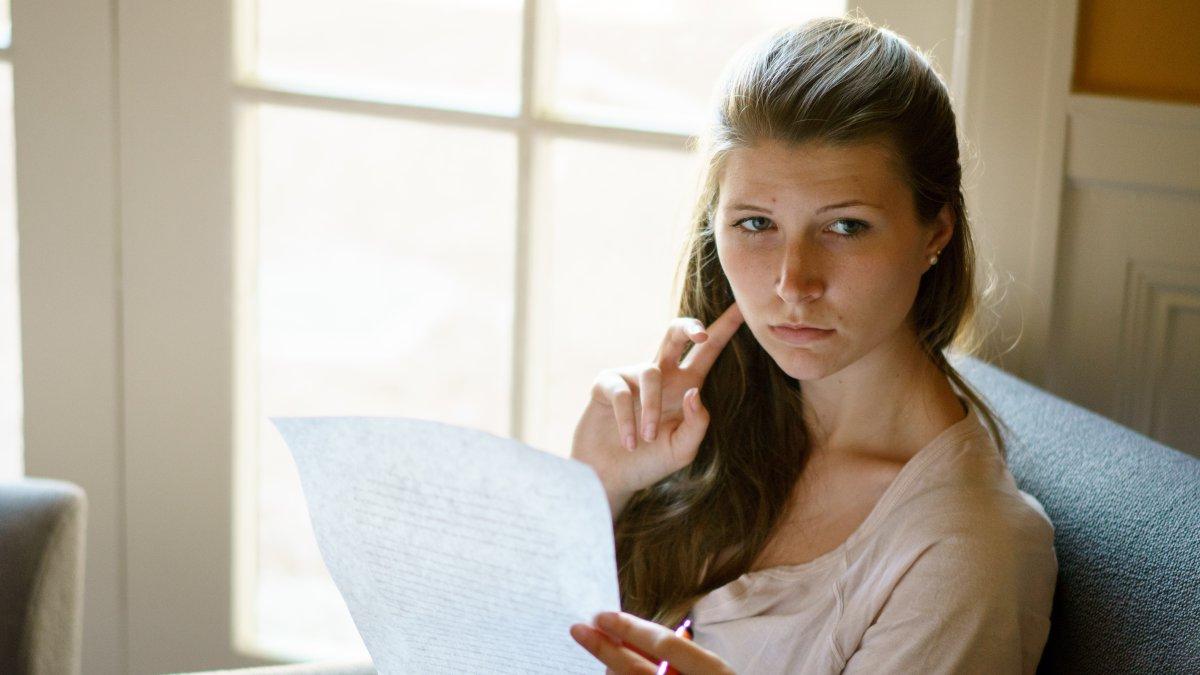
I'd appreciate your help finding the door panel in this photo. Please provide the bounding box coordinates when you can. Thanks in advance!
[1047,94,1200,458]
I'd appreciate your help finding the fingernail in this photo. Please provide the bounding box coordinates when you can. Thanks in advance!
[643,423,656,441]
[625,433,636,451]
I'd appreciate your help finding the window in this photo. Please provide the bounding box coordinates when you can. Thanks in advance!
[238,0,846,660]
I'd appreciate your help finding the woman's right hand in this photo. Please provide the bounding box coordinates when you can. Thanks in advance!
[570,301,744,517]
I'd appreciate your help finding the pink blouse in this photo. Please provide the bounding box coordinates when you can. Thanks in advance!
[690,394,1058,673]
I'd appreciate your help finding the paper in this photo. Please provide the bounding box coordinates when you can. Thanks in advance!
[269,416,621,674]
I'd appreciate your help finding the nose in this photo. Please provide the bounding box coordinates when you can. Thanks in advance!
[775,240,825,304]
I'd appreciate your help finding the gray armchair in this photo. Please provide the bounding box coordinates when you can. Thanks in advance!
[0,477,87,675]
[190,355,1200,674]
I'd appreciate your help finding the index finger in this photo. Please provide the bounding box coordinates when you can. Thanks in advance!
[679,301,743,374]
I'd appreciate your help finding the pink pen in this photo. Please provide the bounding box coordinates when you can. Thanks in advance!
[656,616,694,675]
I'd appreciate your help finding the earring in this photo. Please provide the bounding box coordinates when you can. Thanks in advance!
[929,250,940,265]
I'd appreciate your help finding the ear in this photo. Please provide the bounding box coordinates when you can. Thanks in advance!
[925,203,955,257]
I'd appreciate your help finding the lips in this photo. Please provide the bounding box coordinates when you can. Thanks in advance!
[774,322,830,331]
[770,324,835,345]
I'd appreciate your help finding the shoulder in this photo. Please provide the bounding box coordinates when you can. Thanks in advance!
[895,424,1054,542]
[860,493,1057,609]
[838,484,1059,673]
[857,495,1058,623]
[892,481,1057,558]
[862,427,1058,588]
[835,480,1058,672]
[832,423,1059,673]
[895,487,1058,588]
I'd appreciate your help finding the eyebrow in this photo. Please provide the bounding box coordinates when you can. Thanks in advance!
[725,200,879,214]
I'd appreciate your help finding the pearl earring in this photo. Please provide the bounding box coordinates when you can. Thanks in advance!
[929,250,941,265]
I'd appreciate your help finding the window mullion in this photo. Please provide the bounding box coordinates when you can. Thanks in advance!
[511,0,541,441]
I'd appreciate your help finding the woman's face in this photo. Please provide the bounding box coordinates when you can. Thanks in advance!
[713,138,952,382]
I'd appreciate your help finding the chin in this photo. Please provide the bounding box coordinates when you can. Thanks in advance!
[747,325,839,381]
[774,352,836,381]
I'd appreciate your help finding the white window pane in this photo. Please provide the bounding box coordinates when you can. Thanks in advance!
[523,136,702,459]
[0,0,8,50]
[0,62,21,479]
[544,1,846,133]
[0,1,9,50]
[251,0,523,114]
[251,104,517,657]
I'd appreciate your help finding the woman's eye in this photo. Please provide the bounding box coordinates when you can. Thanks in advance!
[830,218,870,238]
[733,216,772,235]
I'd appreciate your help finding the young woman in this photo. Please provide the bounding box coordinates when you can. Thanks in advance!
[567,14,1058,674]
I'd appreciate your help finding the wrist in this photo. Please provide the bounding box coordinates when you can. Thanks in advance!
[607,485,634,520]
[592,466,632,519]
[568,449,634,519]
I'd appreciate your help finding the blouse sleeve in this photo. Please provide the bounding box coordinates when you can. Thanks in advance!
[840,523,1057,675]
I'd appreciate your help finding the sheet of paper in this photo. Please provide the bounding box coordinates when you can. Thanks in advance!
[270,416,621,674]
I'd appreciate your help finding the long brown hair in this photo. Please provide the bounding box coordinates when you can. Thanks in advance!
[614,13,1012,627]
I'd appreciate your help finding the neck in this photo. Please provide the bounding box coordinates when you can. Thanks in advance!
[799,331,961,462]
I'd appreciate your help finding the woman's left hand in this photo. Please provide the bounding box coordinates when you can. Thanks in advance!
[569,611,735,674]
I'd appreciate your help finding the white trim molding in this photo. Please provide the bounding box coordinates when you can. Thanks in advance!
[1066,93,1200,194]
[950,0,1080,384]
[1117,260,1200,435]
[1050,90,1200,452]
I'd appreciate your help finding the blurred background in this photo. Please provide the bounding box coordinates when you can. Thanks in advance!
[1,1,1196,673]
